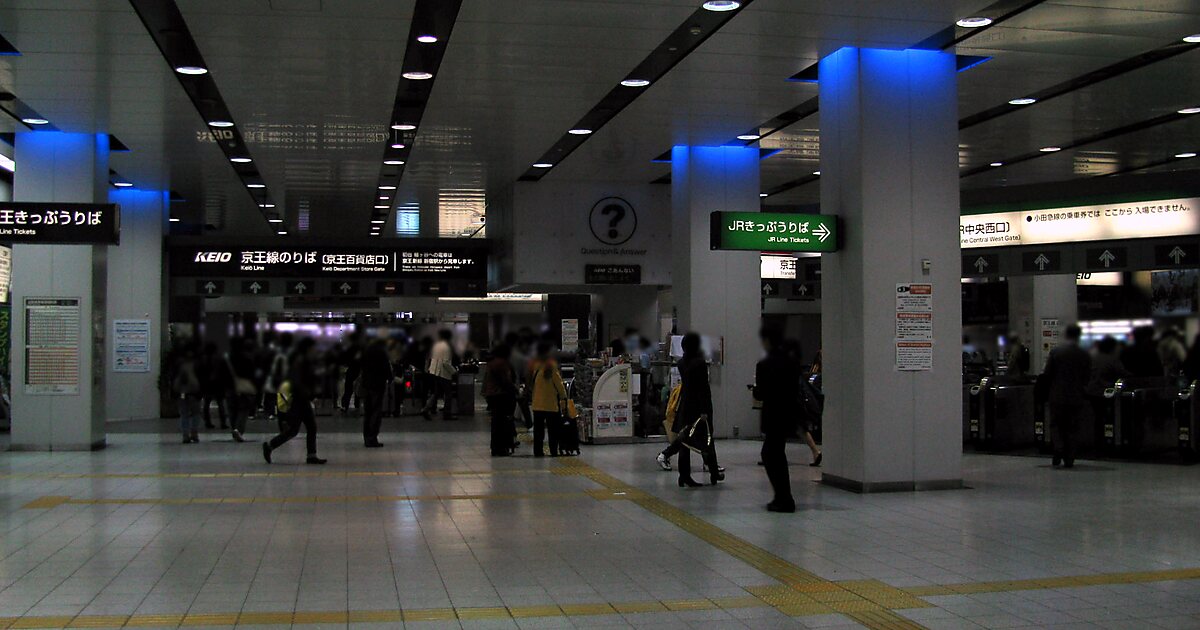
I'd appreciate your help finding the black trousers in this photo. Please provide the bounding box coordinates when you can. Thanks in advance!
[269,402,318,456]
[488,394,516,455]
[533,410,559,456]
[1051,403,1084,463]
[362,387,386,444]
[424,376,453,417]
[761,432,794,507]
[663,432,718,482]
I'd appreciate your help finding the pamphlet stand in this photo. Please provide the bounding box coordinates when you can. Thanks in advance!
[591,363,634,444]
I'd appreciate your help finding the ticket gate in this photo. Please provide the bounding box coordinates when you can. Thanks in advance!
[1102,377,1180,457]
[1176,381,1198,462]
[968,376,1038,450]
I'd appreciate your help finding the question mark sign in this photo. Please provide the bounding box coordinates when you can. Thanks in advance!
[601,203,626,240]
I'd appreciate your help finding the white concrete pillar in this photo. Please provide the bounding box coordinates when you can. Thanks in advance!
[10,132,109,450]
[106,189,167,421]
[671,145,760,438]
[818,47,963,491]
[1008,275,1078,372]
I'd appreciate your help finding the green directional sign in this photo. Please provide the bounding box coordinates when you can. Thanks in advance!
[710,211,839,252]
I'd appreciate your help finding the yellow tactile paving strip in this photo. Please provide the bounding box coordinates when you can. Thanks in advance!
[12,459,1200,629]
[0,469,550,480]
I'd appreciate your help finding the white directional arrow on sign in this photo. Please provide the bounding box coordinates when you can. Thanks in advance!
[1034,253,1050,271]
[1098,250,1116,268]
[1169,246,1187,264]
[974,257,989,273]
[294,282,308,294]
[249,282,262,294]
[762,283,774,295]
[813,223,831,243]
[339,282,353,294]
[203,281,217,294]
[797,284,809,295]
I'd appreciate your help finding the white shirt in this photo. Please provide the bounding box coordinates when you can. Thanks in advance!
[428,340,455,380]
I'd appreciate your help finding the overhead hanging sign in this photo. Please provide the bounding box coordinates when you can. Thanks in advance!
[0,203,120,245]
[711,212,839,253]
[170,242,488,280]
[960,197,1200,249]
[760,254,798,279]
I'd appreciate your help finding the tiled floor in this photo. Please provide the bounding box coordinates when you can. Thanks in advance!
[3,414,1200,629]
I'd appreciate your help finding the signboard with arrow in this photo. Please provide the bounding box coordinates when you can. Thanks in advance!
[1155,243,1197,267]
[335,281,360,296]
[196,280,224,296]
[1085,247,1126,271]
[287,280,315,295]
[1021,250,1061,273]
[710,212,839,253]
[961,254,998,277]
[241,281,269,295]
[760,280,780,297]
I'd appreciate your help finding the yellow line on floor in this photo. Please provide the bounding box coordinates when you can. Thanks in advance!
[901,566,1200,597]
[20,490,589,509]
[0,469,550,480]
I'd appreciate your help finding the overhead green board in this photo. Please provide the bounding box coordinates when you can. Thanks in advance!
[710,211,839,252]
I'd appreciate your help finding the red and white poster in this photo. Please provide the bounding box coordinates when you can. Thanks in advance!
[895,283,933,371]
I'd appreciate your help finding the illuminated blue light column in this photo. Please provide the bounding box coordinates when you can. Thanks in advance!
[106,189,168,421]
[10,132,109,450]
[672,145,760,438]
[819,48,963,491]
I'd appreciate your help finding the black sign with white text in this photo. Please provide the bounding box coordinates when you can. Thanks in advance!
[0,203,119,244]
[585,264,641,284]
[170,241,488,281]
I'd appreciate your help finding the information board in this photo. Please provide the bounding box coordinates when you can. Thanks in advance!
[112,319,151,373]
[169,242,488,280]
[0,203,120,244]
[24,297,81,395]
[711,212,839,252]
[960,197,1200,249]
[895,284,933,371]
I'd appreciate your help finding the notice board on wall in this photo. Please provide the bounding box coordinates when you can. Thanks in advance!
[24,297,81,395]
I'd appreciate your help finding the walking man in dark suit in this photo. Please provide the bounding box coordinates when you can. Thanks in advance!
[754,328,800,512]
[1040,324,1091,468]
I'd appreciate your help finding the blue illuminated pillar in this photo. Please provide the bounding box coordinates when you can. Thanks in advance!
[672,145,761,439]
[819,48,963,491]
[10,132,110,450]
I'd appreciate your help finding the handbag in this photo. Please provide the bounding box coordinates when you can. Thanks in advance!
[227,357,257,396]
[679,414,713,454]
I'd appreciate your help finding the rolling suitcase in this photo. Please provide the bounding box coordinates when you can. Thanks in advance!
[557,415,581,455]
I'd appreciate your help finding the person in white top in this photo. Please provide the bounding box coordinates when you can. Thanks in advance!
[422,329,457,420]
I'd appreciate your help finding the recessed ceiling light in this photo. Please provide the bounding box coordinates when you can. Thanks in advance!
[174,65,208,75]
[403,71,433,80]
[1039,146,1062,152]
[390,143,405,149]
[391,123,417,130]
[702,0,741,10]
[956,17,993,28]
[1176,152,1197,158]
[379,196,390,200]
[379,185,397,190]
[737,134,762,141]
[21,117,49,125]
[990,162,1003,167]
[276,231,288,235]
[1008,97,1037,106]
[568,128,593,135]
[374,205,390,209]
[268,218,283,223]
[247,183,266,188]
[384,159,405,165]
[1183,34,1200,43]
[112,181,133,187]
[417,34,438,43]
[371,219,386,224]
[812,170,821,176]
[1178,107,1200,115]
[230,157,252,163]
[759,193,768,197]
[532,162,553,168]
[208,120,234,128]
[621,79,651,87]
[259,203,276,208]
[169,217,180,223]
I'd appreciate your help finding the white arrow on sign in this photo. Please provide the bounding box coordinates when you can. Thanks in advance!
[294,282,308,294]
[762,283,774,295]
[1169,246,1187,264]
[813,223,831,243]
[203,281,217,294]
[974,257,989,273]
[1098,250,1116,268]
[797,284,809,296]
[339,282,353,294]
[1033,253,1050,271]
[249,282,262,294]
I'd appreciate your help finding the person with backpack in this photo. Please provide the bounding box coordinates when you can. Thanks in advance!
[263,337,327,465]
[528,341,568,457]
[755,329,800,512]
[171,342,203,444]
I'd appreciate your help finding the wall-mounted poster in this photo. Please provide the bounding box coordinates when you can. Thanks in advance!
[113,319,151,373]
[24,297,80,395]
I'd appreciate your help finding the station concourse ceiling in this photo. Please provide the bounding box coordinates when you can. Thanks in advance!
[0,0,1198,239]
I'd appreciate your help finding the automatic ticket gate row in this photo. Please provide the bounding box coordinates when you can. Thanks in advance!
[966,376,1200,461]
